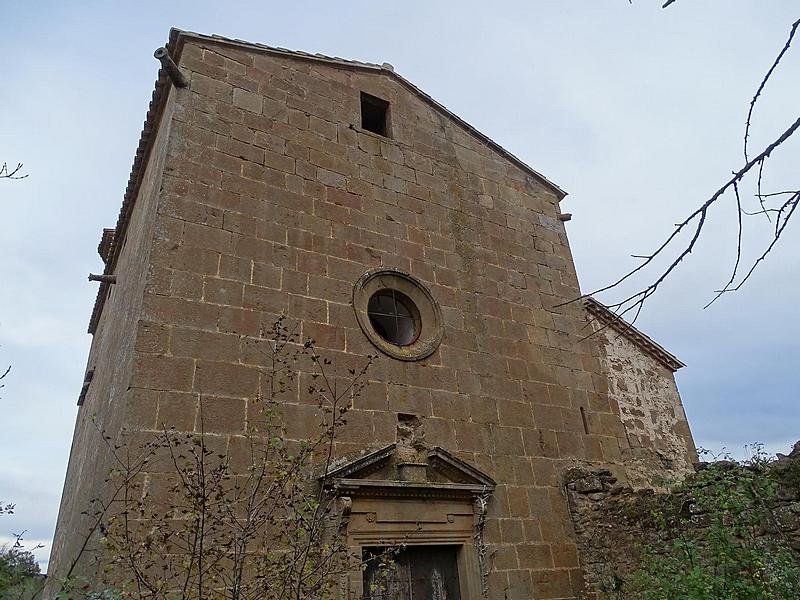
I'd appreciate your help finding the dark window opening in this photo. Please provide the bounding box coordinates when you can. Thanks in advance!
[362,546,461,600]
[361,92,390,137]
[367,289,419,346]
[77,368,95,407]
[580,406,590,435]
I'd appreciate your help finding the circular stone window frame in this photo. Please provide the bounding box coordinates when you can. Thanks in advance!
[353,267,443,361]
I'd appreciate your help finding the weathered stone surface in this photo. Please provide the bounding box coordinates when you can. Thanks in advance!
[566,451,800,600]
[48,32,698,600]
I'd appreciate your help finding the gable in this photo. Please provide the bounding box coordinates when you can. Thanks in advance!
[175,29,566,201]
[585,297,684,372]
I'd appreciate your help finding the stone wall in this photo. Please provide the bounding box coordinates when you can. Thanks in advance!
[49,30,698,600]
[130,38,602,597]
[47,89,177,587]
[566,443,800,599]
[595,326,696,489]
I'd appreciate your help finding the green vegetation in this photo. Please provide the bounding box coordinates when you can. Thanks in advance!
[0,503,43,600]
[632,447,800,600]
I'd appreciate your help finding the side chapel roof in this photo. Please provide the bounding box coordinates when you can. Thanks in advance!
[583,297,685,372]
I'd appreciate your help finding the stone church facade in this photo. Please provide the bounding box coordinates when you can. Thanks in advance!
[48,29,696,599]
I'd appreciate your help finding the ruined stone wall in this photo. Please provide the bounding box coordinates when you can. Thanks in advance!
[565,447,800,599]
[596,329,696,489]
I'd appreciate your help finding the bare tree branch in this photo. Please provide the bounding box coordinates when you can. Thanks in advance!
[585,12,800,321]
[0,163,28,180]
[703,180,743,308]
[721,191,800,295]
[744,18,800,162]
[95,317,377,600]
[581,113,800,321]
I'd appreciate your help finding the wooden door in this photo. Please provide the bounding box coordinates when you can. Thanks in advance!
[363,546,461,600]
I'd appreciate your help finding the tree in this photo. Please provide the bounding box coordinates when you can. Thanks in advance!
[45,317,385,600]
[0,163,27,180]
[596,4,800,321]
[0,540,41,600]
[0,160,30,597]
[0,364,9,396]
[0,159,22,389]
[0,505,43,600]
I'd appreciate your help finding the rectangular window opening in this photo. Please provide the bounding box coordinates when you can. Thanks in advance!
[580,406,590,435]
[361,92,390,137]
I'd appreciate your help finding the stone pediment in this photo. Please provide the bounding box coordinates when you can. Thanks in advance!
[323,444,495,500]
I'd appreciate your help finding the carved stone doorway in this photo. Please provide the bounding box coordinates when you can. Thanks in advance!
[323,443,495,600]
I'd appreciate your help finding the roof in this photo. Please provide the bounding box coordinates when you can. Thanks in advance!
[583,297,685,372]
[88,28,568,333]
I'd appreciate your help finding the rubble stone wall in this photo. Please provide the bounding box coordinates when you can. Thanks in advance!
[566,445,800,600]
[596,328,696,489]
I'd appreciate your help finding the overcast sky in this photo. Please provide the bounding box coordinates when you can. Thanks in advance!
[2,1,798,569]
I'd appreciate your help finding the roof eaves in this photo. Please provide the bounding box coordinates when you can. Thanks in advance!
[584,297,685,372]
[87,29,181,333]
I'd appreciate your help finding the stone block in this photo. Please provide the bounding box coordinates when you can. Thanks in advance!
[134,321,170,354]
[194,360,260,398]
[531,568,574,599]
[170,327,240,362]
[454,421,493,454]
[288,294,327,323]
[204,277,244,306]
[302,321,345,351]
[123,388,159,430]
[517,543,554,570]
[497,399,535,428]
[232,87,262,113]
[197,395,247,433]
[131,354,195,392]
[388,385,432,417]
[500,518,525,543]
[156,391,198,431]
[243,285,287,314]
[219,254,252,283]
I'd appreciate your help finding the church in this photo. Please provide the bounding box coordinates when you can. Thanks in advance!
[48,29,696,599]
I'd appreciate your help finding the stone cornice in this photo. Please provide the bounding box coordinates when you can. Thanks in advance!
[584,297,685,372]
[333,478,493,500]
